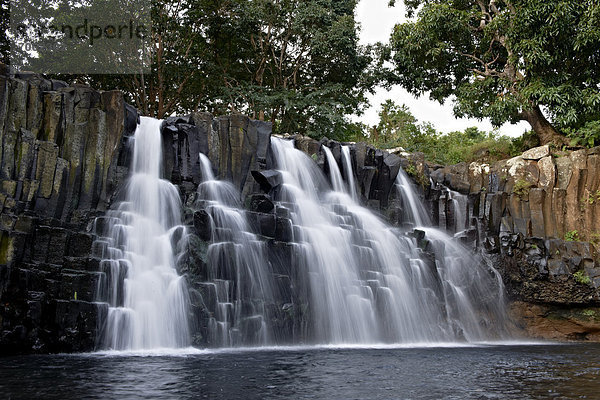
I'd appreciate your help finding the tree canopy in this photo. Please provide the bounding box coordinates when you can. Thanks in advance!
[17,0,371,140]
[387,0,600,145]
[2,0,372,140]
[188,0,372,139]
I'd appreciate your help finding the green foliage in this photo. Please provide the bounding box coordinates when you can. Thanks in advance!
[582,309,597,318]
[512,179,531,199]
[182,0,372,140]
[16,0,371,140]
[581,191,600,206]
[589,232,600,249]
[565,230,580,242]
[511,130,541,154]
[386,0,600,144]
[404,164,417,176]
[355,100,521,165]
[403,163,428,187]
[573,270,592,285]
[566,120,600,148]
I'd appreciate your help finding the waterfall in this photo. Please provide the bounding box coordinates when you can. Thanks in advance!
[448,189,468,233]
[341,145,358,201]
[270,137,508,344]
[94,117,190,350]
[395,169,431,227]
[323,147,346,193]
[92,123,509,349]
[195,154,273,346]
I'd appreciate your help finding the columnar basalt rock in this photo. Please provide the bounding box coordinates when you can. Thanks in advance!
[0,68,136,354]
[429,145,600,340]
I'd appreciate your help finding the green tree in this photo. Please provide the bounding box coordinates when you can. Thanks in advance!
[88,0,209,118]
[6,0,371,139]
[374,99,436,150]
[363,100,518,164]
[192,0,372,139]
[375,100,419,143]
[387,0,600,145]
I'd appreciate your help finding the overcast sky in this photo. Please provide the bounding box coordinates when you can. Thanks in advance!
[354,0,529,137]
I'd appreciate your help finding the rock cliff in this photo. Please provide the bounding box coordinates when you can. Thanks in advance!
[2,69,600,354]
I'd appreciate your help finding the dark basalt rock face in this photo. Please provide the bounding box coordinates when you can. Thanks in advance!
[3,68,600,354]
[0,69,135,354]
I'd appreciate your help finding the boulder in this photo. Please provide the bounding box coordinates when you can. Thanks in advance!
[251,170,282,193]
[522,145,550,160]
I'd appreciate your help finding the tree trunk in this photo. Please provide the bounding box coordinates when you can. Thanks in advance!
[521,106,567,146]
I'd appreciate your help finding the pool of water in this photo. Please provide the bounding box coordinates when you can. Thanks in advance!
[1,343,599,399]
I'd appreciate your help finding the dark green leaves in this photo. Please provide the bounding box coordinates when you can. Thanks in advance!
[386,0,600,143]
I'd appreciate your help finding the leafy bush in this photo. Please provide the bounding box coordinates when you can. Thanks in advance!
[566,120,600,148]
[354,100,530,165]
[403,163,428,187]
[589,232,600,249]
[582,309,596,318]
[511,130,540,154]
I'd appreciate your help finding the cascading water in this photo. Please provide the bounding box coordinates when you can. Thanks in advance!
[194,154,273,346]
[395,169,431,228]
[94,117,190,350]
[341,145,358,201]
[92,122,509,349]
[271,138,508,343]
[446,189,468,234]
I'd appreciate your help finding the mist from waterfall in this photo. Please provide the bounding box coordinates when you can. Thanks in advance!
[271,138,509,344]
[94,117,190,350]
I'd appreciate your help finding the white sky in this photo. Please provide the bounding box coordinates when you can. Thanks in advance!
[354,0,529,137]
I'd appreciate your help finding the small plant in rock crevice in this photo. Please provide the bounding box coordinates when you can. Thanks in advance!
[580,191,600,210]
[589,232,600,250]
[512,178,532,199]
[404,164,428,187]
[565,230,580,242]
[573,270,592,285]
[582,309,597,318]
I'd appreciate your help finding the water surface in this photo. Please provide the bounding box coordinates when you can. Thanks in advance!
[2,344,599,399]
